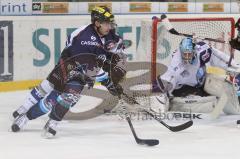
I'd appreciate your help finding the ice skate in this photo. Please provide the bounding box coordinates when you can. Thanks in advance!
[11,114,29,132]
[12,106,28,119]
[42,119,59,138]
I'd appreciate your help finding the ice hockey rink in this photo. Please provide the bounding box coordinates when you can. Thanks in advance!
[1,90,240,159]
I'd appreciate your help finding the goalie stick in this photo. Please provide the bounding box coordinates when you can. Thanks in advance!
[118,97,159,146]
[158,14,234,67]
[122,92,193,132]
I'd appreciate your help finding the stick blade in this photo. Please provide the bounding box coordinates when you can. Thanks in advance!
[168,120,193,132]
[137,138,159,146]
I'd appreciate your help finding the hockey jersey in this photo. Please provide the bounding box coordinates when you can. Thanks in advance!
[47,24,123,91]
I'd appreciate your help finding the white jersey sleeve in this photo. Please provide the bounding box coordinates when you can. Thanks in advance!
[209,47,231,69]
[210,47,240,69]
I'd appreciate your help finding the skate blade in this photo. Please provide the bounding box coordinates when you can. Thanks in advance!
[41,131,56,139]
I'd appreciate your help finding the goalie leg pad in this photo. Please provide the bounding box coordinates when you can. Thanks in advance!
[170,95,217,113]
[150,94,169,113]
[203,74,240,116]
[222,81,240,115]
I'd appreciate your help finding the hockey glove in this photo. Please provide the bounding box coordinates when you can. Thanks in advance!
[67,65,94,89]
[101,79,123,96]
[96,54,107,68]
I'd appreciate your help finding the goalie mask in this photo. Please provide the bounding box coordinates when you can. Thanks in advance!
[179,38,196,64]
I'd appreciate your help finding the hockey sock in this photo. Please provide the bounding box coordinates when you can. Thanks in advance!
[26,100,48,120]
[49,103,69,121]
[19,80,54,113]
[19,87,43,114]
[26,90,59,120]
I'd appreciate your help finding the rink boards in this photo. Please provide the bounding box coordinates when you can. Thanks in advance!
[0,14,240,92]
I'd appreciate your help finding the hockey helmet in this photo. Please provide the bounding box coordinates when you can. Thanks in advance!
[179,38,195,64]
[91,6,114,24]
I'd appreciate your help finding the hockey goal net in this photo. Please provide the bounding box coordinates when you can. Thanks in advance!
[118,17,236,112]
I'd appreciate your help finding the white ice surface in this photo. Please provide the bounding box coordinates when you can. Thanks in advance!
[1,90,240,159]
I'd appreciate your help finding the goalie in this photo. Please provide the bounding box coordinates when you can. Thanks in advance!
[155,37,240,118]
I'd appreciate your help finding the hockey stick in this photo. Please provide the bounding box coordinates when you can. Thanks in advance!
[160,14,229,44]
[159,14,234,66]
[122,92,193,132]
[125,115,159,146]
[118,97,159,146]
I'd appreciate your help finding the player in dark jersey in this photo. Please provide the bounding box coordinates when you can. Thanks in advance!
[229,17,240,51]
[11,6,126,137]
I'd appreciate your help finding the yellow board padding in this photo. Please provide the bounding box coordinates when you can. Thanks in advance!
[0,80,102,92]
[0,80,42,92]
[206,66,226,75]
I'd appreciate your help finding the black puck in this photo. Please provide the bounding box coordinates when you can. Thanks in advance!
[237,120,240,124]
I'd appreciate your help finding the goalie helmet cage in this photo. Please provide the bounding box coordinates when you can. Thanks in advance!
[149,17,235,86]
